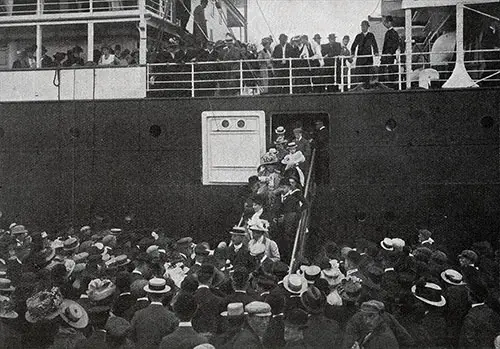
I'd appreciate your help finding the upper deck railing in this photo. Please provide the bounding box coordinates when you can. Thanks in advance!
[0,0,173,21]
[146,48,500,97]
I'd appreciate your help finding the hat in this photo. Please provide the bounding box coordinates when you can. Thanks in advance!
[194,244,209,256]
[11,225,28,235]
[63,237,80,251]
[146,245,159,255]
[87,279,116,302]
[391,238,405,249]
[321,260,344,286]
[260,152,279,165]
[144,278,171,293]
[313,33,321,40]
[80,225,91,232]
[25,287,64,323]
[249,243,266,256]
[0,296,18,319]
[287,142,297,149]
[221,302,246,317]
[73,252,89,263]
[282,274,308,294]
[249,223,268,233]
[261,37,272,45]
[411,281,446,307]
[275,126,286,135]
[418,229,432,240]
[380,238,394,251]
[110,228,122,235]
[328,33,337,39]
[360,300,385,314]
[301,286,326,314]
[459,250,478,264]
[339,277,363,302]
[108,255,131,269]
[230,226,246,236]
[284,308,309,327]
[440,269,466,286]
[176,237,193,245]
[245,301,272,316]
[361,20,370,27]
[102,235,116,246]
[303,265,321,284]
[59,299,88,328]
[106,316,131,338]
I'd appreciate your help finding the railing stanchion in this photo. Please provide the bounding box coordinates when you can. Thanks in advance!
[289,58,293,94]
[397,54,402,90]
[239,60,243,95]
[191,63,195,97]
[340,58,344,92]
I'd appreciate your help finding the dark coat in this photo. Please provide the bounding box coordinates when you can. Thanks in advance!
[263,314,285,349]
[159,325,208,349]
[303,314,341,348]
[272,43,295,67]
[459,303,500,349]
[359,322,399,349]
[75,330,109,349]
[351,32,378,65]
[381,28,400,64]
[193,286,223,334]
[123,298,150,321]
[130,303,179,349]
[112,293,135,318]
[232,324,264,349]
[322,42,342,58]
[226,245,254,271]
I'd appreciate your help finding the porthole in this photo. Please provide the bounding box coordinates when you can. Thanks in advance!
[221,120,230,128]
[69,127,80,138]
[149,125,162,137]
[237,119,245,128]
[385,118,397,132]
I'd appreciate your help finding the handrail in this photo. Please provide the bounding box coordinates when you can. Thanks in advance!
[288,148,316,273]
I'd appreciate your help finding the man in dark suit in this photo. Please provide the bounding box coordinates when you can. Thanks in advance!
[381,16,401,87]
[75,306,110,349]
[195,41,220,97]
[159,293,208,349]
[459,279,500,348]
[313,120,329,184]
[322,33,342,91]
[351,20,379,84]
[272,33,296,94]
[123,279,150,321]
[226,229,254,271]
[232,301,272,347]
[112,271,135,318]
[130,278,179,349]
[222,267,255,307]
[192,264,223,335]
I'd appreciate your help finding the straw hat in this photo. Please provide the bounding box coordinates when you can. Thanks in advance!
[282,274,308,295]
[221,302,247,317]
[25,287,64,323]
[59,300,89,328]
[440,269,466,286]
[411,281,446,307]
[144,278,171,294]
[380,238,394,251]
[87,279,116,302]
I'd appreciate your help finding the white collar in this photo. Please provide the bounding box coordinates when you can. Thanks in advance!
[80,294,89,299]
[421,238,434,245]
[235,290,247,293]
[150,301,163,306]
[471,302,485,308]
[120,292,131,296]
[179,321,192,327]
[197,284,209,289]
[137,297,149,301]
[132,270,142,275]
[319,126,325,130]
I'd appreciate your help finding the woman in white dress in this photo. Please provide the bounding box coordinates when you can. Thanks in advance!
[257,37,274,94]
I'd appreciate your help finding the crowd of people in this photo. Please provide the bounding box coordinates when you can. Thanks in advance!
[0,119,499,349]
[12,44,140,69]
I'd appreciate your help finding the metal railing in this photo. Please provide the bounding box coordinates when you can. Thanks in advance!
[288,148,316,273]
[0,0,172,17]
[146,48,500,97]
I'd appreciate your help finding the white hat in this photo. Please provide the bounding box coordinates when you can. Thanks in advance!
[380,238,394,251]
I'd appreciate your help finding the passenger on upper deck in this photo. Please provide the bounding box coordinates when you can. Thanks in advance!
[351,20,379,85]
[193,0,208,48]
[272,34,295,94]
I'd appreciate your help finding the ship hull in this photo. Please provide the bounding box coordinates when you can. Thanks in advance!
[0,88,498,251]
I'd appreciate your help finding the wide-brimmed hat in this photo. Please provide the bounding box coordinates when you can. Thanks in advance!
[0,296,18,319]
[301,286,326,314]
[440,269,466,286]
[87,279,116,302]
[221,302,247,317]
[25,287,64,323]
[380,238,394,251]
[260,152,279,165]
[11,225,28,235]
[411,281,446,307]
[59,299,88,328]
[144,278,171,294]
[0,278,15,292]
[275,126,286,135]
[282,274,308,295]
[63,237,80,251]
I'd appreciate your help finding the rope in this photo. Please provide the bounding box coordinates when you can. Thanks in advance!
[255,0,276,42]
